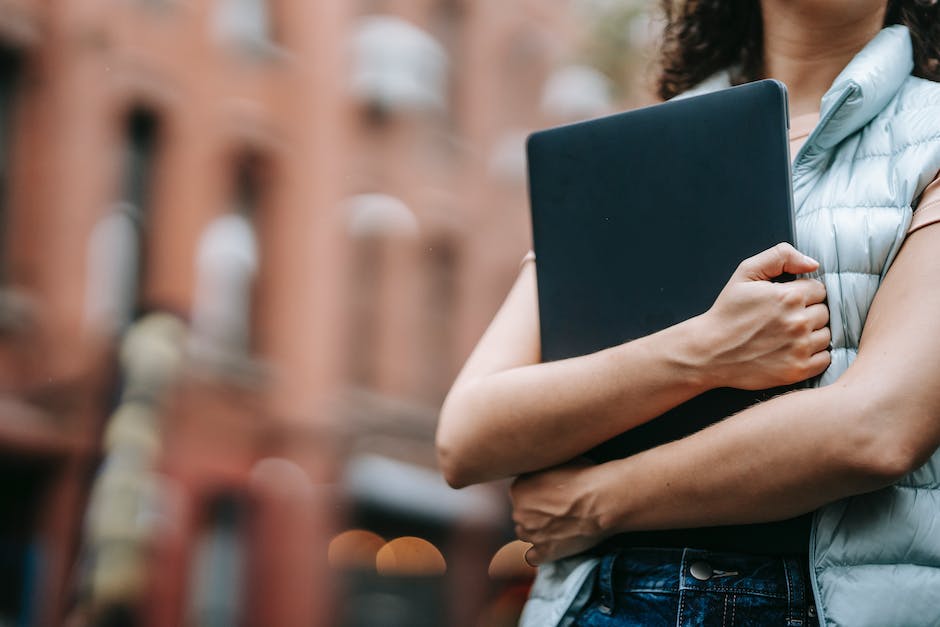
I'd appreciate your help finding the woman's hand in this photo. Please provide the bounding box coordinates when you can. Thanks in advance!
[692,243,831,390]
[510,460,608,565]
[437,243,831,488]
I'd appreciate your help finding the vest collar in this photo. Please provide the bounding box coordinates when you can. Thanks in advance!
[680,25,914,152]
[812,25,913,151]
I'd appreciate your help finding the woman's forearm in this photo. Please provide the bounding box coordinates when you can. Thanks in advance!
[511,378,923,565]
[590,384,896,534]
[438,244,828,488]
[438,317,713,487]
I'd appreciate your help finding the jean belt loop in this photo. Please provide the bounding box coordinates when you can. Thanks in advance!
[596,551,619,615]
[783,557,805,627]
[679,547,692,589]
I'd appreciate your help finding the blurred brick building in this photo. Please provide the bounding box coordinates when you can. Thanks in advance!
[0,0,651,625]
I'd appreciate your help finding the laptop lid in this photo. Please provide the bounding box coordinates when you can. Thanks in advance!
[527,79,797,463]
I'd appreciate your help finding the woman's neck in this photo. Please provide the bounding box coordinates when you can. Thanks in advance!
[760,1,887,117]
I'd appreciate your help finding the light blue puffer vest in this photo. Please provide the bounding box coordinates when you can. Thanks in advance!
[520,25,940,627]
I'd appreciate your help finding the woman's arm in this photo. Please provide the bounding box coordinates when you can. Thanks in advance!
[437,244,830,487]
[511,224,940,564]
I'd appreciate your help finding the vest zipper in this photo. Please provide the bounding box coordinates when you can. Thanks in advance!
[798,82,858,627]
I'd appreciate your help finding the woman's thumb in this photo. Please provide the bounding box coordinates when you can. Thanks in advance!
[736,243,819,281]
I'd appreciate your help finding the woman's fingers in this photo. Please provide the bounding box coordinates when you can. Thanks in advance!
[809,325,832,354]
[806,348,832,377]
[806,303,830,330]
[787,278,827,305]
[523,544,540,567]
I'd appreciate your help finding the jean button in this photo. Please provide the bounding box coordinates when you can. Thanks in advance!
[689,561,714,581]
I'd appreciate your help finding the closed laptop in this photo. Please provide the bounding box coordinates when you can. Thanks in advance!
[527,79,811,554]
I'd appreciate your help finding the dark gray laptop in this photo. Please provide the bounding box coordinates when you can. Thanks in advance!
[527,79,811,554]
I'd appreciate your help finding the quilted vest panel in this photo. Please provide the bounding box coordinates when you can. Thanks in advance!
[790,27,940,627]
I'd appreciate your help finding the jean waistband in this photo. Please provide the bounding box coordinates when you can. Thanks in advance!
[597,547,812,602]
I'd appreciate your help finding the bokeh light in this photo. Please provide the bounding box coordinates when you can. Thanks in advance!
[328,529,386,571]
[375,537,447,576]
[488,540,537,580]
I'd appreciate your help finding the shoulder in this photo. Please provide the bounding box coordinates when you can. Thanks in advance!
[888,76,940,114]
[864,77,940,154]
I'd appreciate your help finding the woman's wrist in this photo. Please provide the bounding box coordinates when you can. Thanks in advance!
[588,458,638,536]
[658,314,727,392]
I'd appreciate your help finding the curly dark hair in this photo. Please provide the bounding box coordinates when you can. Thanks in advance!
[657,0,940,100]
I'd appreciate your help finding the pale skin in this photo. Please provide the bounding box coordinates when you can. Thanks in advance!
[436,0,940,565]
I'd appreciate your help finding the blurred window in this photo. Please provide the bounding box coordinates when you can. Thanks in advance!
[191,155,262,359]
[85,204,141,336]
[0,46,23,283]
[186,493,249,627]
[351,16,448,120]
[212,0,276,50]
[123,109,160,305]
[123,110,160,224]
[346,194,418,387]
[85,109,161,336]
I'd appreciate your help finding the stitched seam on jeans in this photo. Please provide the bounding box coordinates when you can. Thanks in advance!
[785,558,794,623]
[676,551,687,627]
[681,586,787,599]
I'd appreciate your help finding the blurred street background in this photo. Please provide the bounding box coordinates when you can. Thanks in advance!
[0,0,655,625]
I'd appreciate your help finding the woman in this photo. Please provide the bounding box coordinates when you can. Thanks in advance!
[437,1,940,625]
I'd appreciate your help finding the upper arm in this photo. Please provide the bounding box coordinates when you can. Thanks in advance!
[448,257,541,393]
[837,222,940,463]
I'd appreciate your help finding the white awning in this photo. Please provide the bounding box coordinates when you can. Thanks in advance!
[351,15,448,115]
[346,193,419,239]
[541,64,613,122]
[211,0,273,48]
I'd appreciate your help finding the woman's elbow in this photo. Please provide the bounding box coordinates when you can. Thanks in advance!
[436,440,474,489]
[837,387,937,485]
[436,386,484,489]
[868,418,936,481]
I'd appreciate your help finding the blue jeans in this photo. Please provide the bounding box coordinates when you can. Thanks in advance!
[573,548,819,627]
